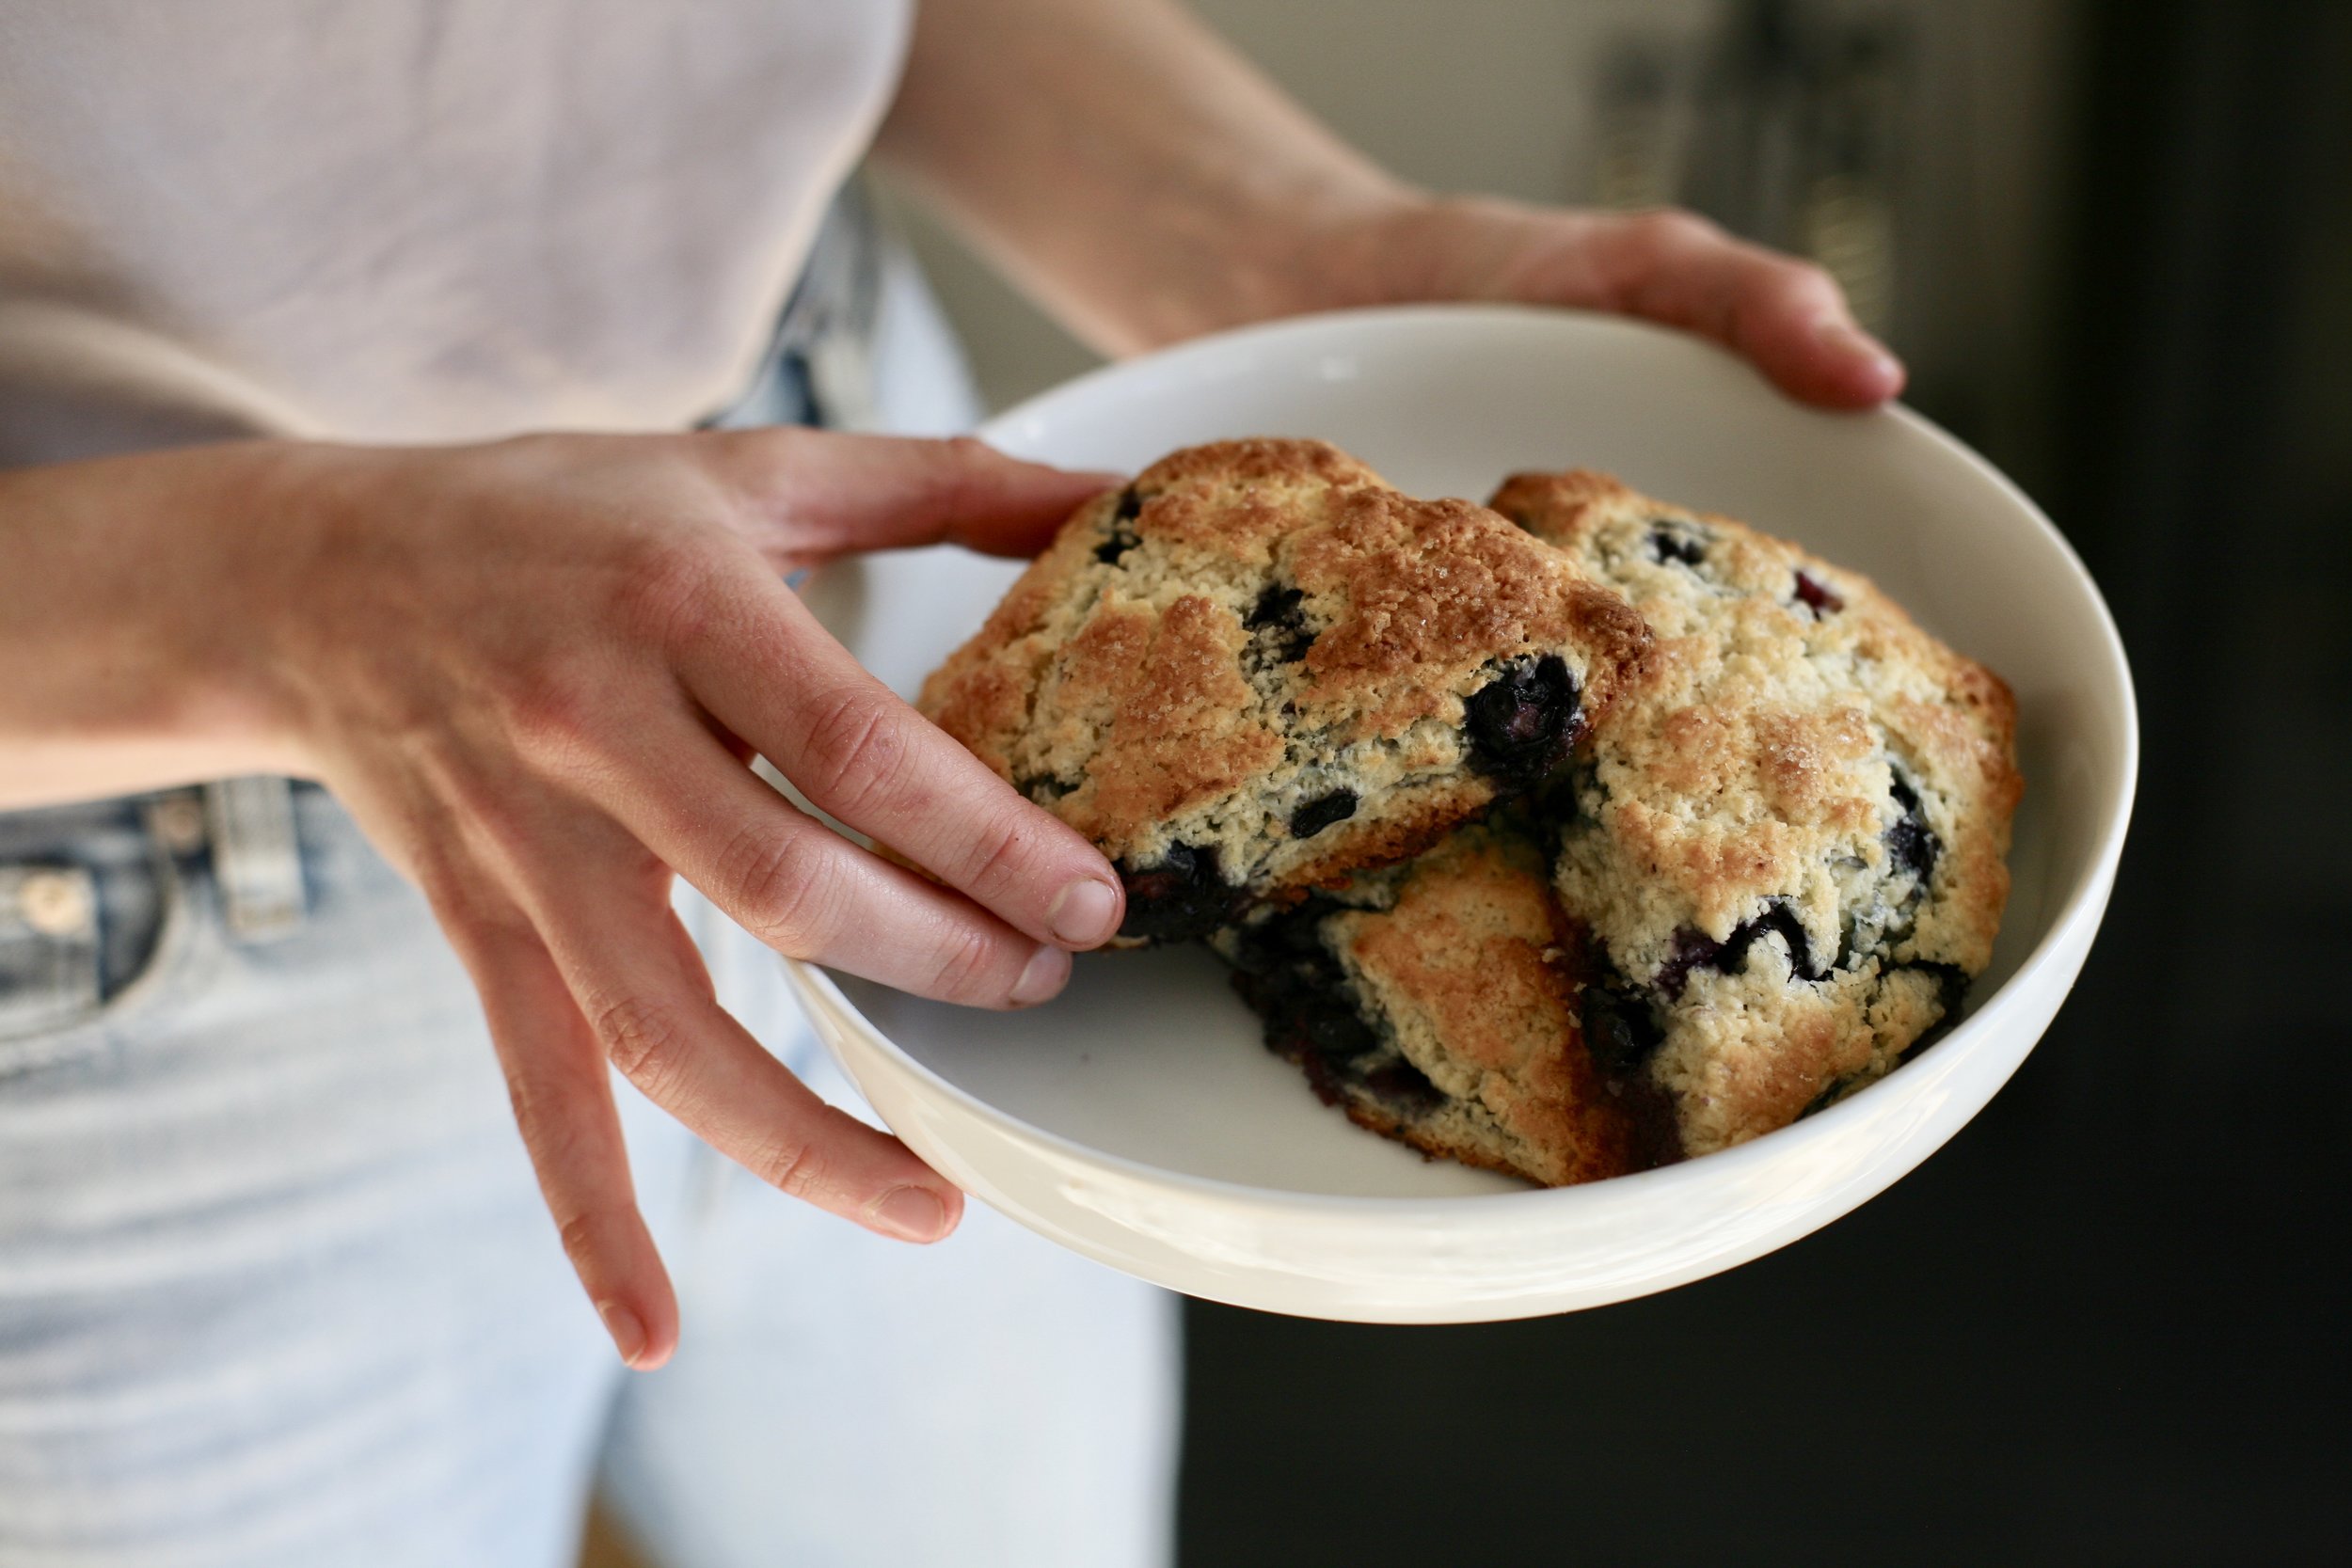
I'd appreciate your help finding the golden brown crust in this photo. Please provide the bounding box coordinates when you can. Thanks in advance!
[918,440,1651,940]
[1326,825,1649,1185]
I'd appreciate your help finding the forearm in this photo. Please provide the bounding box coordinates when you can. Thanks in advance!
[875,0,1415,353]
[0,444,310,809]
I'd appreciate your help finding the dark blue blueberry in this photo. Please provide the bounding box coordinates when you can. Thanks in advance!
[1650,521,1708,566]
[1721,901,1827,982]
[1224,943,1440,1120]
[1799,1078,1855,1117]
[1358,1057,1446,1117]
[1093,486,1146,565]
[1222,895,1349,979]
[1289,789,1358,839]
[1581,980,1666,1075]
[1244,582,1315,663]
[1464,655,1584,789]
[1303,1001,1379,1060]
[1013,773,1075,803]
[1903,960,1969,1020]
[1878,960,1973,1066]
[1656,899,1825,999]
[1114,842,1248,942]
[1652,927,1725,1001]
[1886,772,1941,882]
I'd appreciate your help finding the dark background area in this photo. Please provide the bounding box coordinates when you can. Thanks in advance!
[1176,2,2352,1561]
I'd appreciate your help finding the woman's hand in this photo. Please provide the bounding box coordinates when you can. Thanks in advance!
[0,429,1128,1369]
[1332,197,1906,409]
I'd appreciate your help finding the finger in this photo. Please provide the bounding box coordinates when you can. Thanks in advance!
[433,883,681,1370]
[665,569,1126,952]
[1582,209,1906,408]
[707,428,1121,559]
[501,836,971,1247]
[592,711,1083,1006]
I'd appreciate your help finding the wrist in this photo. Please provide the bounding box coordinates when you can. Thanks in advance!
[195,441,349,767]
[0,439,329,805]
[1196,174,1428,335]
[1315,192,1551,312]
[1141,189,1559,345]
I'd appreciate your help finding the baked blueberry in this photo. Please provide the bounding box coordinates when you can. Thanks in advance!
[1288,788,1359,839]
[1093,486,1145,564]
[1649,521,1708,566]
[1580,977,1665,1076]
[1886,771,1941,881]
[1114,843,1248,943]
[1464,655,1583,788]
[1244,583,1315,663]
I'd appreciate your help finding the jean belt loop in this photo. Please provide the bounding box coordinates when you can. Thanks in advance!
[203,777,307,942]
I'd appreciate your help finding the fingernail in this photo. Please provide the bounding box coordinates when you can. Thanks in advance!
[1009,942,1071,1006]
[599,1302,647,1367]
[870,1184,951,1243]
[1046,878,1121,947]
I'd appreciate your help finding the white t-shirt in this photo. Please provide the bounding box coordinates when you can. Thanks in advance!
[0,0,911,464]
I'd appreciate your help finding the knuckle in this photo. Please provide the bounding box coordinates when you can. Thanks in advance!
[421,863,534,958]
[926,925,1008,1004]
[610,533,723,654]
[958,808,1041,908]
[929,437,992,514]
[792,686,914,817]
[748,1134,828,1200]
[1632,207,1720,251]
[500,657,611,777]
[720,825,841,955]
[555,1211,607,1273]
[501,1062,549,1148]
[501,1055,594,1169]
[1778,258,1844,305]
[591,991,691,1096]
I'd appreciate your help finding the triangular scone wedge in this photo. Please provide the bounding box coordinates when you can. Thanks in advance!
[1489,469,2023,1156]
[1213,819,1665,1186]
[920,440,1651,942]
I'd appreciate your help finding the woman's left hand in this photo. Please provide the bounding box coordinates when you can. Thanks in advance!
[1331,195,1905,410]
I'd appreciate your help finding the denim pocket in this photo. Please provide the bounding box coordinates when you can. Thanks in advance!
[0,795,199,1074]
[0,864,103,1039]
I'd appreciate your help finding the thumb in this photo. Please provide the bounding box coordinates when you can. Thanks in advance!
[711,428,1121,561]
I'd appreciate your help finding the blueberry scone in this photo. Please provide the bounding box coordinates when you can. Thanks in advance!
[1212,819,1659,1186]
[919,440,1651,942]
[1487,469,2024,1156]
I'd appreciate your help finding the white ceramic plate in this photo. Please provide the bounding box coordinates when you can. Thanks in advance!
[785,305,2137,1323]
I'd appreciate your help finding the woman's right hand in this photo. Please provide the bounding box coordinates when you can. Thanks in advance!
[0,429,1130,1369]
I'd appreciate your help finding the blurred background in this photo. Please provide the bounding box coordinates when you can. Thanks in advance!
[600,0,2352,1561]
[897,0,2352,1560]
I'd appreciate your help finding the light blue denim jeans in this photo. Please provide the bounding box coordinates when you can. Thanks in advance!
[0,215,1178,1568]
